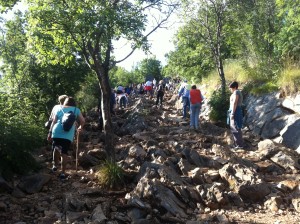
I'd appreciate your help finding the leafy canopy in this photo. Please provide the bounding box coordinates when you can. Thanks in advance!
[27,0,148,67]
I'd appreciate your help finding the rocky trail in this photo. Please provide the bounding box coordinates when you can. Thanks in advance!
[1,91,300,224]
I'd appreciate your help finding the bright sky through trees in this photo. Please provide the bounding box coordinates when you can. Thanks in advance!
[113,19,179,70]
[1,1,180,71]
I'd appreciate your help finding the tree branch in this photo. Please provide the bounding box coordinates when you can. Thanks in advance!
[114,4,177,64]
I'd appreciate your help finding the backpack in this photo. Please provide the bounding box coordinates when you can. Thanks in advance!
[61,108,77,131]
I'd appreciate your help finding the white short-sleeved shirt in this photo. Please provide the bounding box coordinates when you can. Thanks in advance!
[145,81,152,86]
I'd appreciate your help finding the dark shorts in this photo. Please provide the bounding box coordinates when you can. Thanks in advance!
[52,138,71,154]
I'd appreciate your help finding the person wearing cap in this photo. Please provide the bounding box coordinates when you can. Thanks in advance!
[178,81,191,119]
[228,81,244,149]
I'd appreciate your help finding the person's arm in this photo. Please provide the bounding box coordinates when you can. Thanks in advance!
[77,113,85,132]
[178,87,183,98]
[49,106,57,120]
[47,115,58,141]
[231,91,239,116]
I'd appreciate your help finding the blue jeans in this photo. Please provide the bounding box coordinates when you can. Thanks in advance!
[190,103,201,128]
[182,97,190,118]
[228,107,244,147]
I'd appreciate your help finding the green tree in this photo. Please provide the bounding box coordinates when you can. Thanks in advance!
[110,67,132,87]
[0,12,43,177]
[276,0,300,62]
[0,11,87,119]
[0,0,19,12]
[27,0,178,162]
[164,25,215,81]
[76,71,100,113]
[180,0,229,95]
[135,57,163,81]
[232,0,279,78]
[0,92,42,179]
[0,11,88,178]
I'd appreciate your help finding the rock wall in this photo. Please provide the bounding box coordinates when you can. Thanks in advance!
[244,92,300,152]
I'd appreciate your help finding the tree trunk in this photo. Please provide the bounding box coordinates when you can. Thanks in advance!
[217,58,226,97]
[95,67,115,163]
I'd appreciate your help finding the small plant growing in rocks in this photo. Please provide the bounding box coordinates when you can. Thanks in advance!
[96,160,124,189]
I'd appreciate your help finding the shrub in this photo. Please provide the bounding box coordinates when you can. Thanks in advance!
[0,118,42,179]
[277,67,300,94]
[208,88,230,124]
[75,73,100,113]
[224,59,251,83]
[0,93,44,179]
[96,160,124,190]
[250,82,279,95]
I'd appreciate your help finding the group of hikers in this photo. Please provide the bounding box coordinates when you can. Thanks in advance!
[46,78,244,180]
[111,78,178,110]
[176,79,244,149]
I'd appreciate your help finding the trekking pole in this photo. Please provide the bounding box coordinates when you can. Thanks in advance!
[76,131,79,172]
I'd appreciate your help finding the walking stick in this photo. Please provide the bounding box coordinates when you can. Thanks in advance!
[76,131,79,172]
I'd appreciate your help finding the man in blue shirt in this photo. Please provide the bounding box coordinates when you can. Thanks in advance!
[178,81,191,119]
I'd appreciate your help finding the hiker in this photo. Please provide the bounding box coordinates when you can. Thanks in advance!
[47,97,85,180]
[155,80,165,107]
[138,83,145,95]
[178,81,191,119]
[116,85,124,94]
[153,78,157,88]
[189,85,203,130]
[144,80,153,97]
[228,81,244,149]
[117,91,128,109]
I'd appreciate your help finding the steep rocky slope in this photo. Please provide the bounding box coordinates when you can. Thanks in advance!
[0,91,300,224]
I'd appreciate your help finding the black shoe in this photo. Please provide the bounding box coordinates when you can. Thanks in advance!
[52,166,57,172]
[59,173,66,180]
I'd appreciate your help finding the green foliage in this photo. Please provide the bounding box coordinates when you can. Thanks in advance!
[110,66,134,87]
[0,0,18,12]
[0,93,43,179]
[134,57,163,82]
[224,60,251,83]
[0,11,88,179]
[275,0,300,61]
[26,0,153,67]
[250,82,279,95]
[202,59,253,94]
[0,11,87,119]
[75,72,100,113]
[164,21,215,81]
[167,0,300,89]
[96,160,124,190]
[277,66,300,94]
[208,89,230,124]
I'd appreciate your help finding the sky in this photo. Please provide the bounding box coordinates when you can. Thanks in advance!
[113,23,179,71]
